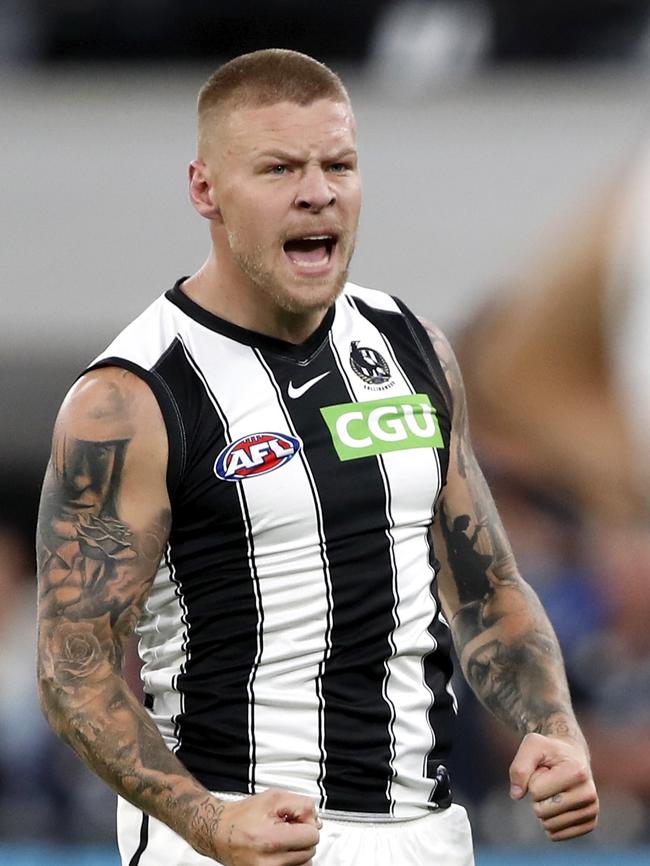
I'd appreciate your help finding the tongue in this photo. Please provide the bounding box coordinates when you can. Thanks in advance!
[284,238,329,264]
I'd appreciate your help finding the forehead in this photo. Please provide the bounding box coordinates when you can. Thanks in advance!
[219,99,357,158]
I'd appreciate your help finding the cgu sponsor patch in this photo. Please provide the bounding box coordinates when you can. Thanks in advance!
[214,432,302,481]
[321,394,443,461]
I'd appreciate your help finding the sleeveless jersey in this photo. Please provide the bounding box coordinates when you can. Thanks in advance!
[88,278,457,819]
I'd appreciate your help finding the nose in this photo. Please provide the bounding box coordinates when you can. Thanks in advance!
[295,166,335,212]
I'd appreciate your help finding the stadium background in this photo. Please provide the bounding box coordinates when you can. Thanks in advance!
[1,2,650,863]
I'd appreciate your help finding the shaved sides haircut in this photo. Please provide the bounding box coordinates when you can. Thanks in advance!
[197,48,350,154]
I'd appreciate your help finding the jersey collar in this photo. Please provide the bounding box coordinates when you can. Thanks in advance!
[166,277,336,362]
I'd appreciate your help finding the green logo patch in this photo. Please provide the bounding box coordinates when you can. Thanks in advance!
[321,394,444,461]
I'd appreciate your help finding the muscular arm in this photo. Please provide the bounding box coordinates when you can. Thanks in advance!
[429,322,599,838]
[36,368,226,857]
[37,368,319,866]
[426,323,583,746]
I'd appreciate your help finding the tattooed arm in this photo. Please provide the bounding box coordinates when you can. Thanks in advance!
[37,368,319,866]
[424,323,599,841]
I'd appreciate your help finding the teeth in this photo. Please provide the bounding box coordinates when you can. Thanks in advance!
[302,235,332,241]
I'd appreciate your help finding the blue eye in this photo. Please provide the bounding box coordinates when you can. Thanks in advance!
[329,163,347,173]
[270,164,287,175]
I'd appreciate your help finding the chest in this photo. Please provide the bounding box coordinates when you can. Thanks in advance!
[172,303,451,557]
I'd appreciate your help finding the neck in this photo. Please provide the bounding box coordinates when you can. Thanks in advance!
[181,250,331,345]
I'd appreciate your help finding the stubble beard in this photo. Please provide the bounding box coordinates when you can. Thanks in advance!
[230,233,355,317]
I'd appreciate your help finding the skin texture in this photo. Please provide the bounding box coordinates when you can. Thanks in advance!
[427,321,599,841]
[37,91,597,864]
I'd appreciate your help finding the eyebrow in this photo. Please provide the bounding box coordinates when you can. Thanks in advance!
[255,146,358,163]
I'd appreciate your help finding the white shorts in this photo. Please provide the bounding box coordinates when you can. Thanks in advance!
[117,795,474,866]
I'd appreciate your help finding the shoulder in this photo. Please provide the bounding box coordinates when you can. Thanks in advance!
[417,317,457,373]
[89,290,181,372]
[417,316,466,424]
[56,366,166,445]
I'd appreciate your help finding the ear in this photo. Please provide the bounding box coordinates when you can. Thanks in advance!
[189,160,222,221]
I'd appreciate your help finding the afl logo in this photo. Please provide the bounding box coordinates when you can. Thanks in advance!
[214,432,302,481]
[350,341,392,386]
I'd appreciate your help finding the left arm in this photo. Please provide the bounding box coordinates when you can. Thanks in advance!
[426,321,599,842]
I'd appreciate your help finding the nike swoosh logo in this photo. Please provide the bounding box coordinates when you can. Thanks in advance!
[287,372,330,399]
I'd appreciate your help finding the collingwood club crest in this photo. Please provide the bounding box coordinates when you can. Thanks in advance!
[349,341,393,389]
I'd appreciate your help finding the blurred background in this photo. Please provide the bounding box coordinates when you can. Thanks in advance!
[2,1,650,864]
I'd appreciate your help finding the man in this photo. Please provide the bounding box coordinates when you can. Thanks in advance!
[36,49,598,866]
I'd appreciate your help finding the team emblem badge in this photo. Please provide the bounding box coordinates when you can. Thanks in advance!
[349,341,392,387]
[214,432,302,481]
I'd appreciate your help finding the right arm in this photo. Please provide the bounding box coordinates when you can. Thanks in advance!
[36,367,318,866]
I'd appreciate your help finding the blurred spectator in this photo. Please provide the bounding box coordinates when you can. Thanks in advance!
[455,171,650,523]
[575,524,650,804]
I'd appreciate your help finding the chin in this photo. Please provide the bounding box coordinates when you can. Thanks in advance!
[286,279,346,315]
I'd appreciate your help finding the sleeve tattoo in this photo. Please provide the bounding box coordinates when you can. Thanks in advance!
[424,321,581,744]
[36,418,225,856]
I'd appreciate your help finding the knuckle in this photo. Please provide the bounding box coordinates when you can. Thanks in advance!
[572,765,589,785]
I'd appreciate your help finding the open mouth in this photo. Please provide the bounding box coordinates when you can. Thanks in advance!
[283,234,338,269]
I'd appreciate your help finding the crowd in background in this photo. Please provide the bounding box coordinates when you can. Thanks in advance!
[2,0,650,853]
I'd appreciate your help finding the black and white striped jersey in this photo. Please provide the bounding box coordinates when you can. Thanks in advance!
[88,277,458,819]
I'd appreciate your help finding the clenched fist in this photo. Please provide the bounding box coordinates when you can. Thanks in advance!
[210,788,321,866]
[509,732,599,841]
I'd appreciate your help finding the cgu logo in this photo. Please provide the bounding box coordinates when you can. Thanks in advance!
[214,432,302,481]
[321,394,444,461]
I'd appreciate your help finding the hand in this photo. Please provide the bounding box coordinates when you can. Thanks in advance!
[210,788,321,866]
[509,732,599,841]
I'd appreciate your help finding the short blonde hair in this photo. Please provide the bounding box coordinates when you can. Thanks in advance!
[197,48,350,154]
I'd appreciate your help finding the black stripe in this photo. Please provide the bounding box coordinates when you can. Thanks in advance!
[261,338,396,813]
[236,477,264,794]
[373,450,400,812]
[390,297,453,420]
[156,339,258,794]
[423,530,456,793]
[128,813,149,866]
